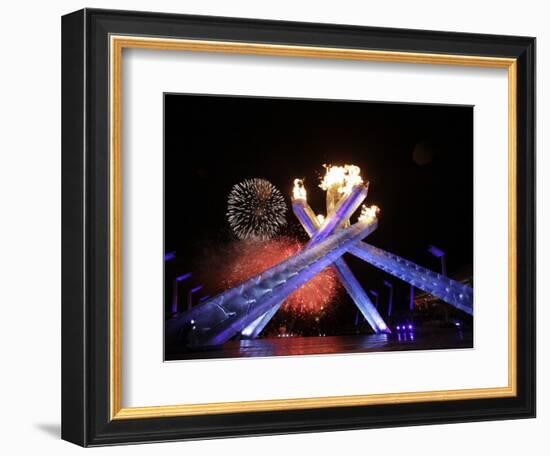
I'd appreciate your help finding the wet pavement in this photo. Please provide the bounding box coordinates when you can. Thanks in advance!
[166,327,472,361]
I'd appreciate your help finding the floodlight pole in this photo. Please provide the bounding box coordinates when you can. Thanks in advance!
[187,285,203,311]
[427,245,447,276]
[171,272,192,314]
[383,280,394,317]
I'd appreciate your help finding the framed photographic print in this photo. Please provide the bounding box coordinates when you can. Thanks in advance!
[163,94,475,361]
[62,8,536,446]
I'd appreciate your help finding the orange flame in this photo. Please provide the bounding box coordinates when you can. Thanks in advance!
[358,204,380,223]
[319,164,363,195]
[292,178,307,200]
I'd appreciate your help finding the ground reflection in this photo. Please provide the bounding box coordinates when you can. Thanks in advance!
[167,328,472,361]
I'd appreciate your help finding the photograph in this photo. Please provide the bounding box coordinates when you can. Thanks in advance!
[163,94,474,361]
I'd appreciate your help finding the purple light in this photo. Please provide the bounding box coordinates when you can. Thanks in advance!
[169,220,377,347]
[242,196,388,339]
[408,324,413,330]
[307,184,367,246]
[164,251,176,261]
[175,272,192,282]
[348,243,472,315]
[427,245,445,258]
[455,322,461,327]
[190,285,203,293]
[396,325,401,330]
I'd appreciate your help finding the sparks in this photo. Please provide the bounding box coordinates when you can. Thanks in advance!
[217,237,340,316]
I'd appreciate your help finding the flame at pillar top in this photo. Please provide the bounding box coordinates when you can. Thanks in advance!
[292,178,307,201]
[358,204,380,223]
[319,164,363,195]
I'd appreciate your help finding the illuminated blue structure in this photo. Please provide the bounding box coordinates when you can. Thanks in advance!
[348,242,473,315]
[306,185,367,246]
[242,184,388,337]
[242,196,389,337]
[295,197,473,315]
[244,197,473,337]
[167,168,473,350]
[293,198,389,333]
[166,214,379,348]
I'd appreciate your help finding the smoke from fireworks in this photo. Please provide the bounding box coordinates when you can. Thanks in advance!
[227,178,288,240]
[196,237,340,316]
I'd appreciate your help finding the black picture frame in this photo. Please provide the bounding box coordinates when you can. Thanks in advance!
[62,8,535,447]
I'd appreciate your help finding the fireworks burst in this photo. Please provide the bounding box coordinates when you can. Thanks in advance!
[221,237,340,316]
[227,178,287,240]
[196,237,340,317]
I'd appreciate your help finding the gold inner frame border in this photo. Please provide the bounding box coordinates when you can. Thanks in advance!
[109,35,517,420]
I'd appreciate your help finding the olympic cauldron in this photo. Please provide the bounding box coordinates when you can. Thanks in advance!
[166,165,473,349]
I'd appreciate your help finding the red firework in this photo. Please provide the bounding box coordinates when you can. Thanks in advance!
[219,237,340,316]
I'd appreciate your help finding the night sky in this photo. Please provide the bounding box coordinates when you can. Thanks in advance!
[164,93,473,332]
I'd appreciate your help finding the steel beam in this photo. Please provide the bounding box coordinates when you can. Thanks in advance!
[348,243,473,315]
[166,218,378,348]
[241,186,389,338]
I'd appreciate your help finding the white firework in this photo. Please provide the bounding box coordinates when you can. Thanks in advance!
[227,178,288,240]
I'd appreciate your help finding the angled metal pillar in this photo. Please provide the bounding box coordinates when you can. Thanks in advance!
[241,184,369,338]
[348,242,473,315]
[241,306,278,338]
[291,199,389,333]
[242,185,390,337]
[166,216,378,348]
[307,185,367,246]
